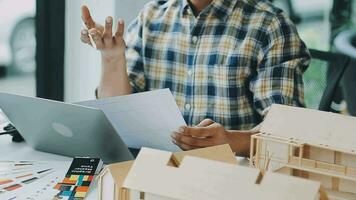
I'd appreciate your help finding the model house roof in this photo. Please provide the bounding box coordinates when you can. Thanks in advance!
[260,104,356,154]
[122,147,322,200]
[98,145,239,200]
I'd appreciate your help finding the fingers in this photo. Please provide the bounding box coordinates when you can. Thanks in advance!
[80,15,124,50]
[115,19,125,41]
[88,28,103,49]
[81,5,96,29]
[175,118,214,139]
[103,16,113,45]
[171,132,215,148]
[171,121,226,150]
[80,29,91,46]
[181,126,214,138]
[172,139,197,151]
[196,119,215,127]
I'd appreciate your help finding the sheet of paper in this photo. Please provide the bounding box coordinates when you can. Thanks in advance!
[77,89,186,152]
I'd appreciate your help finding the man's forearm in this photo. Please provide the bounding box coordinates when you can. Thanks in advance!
[227,130,254,157]
[98,56,132,98]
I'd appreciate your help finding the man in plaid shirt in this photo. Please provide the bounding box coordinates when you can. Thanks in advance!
[80,0,310,156]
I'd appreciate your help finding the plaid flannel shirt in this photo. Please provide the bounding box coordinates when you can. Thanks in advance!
[124,0,310,130]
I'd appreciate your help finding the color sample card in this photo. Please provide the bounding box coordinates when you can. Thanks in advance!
[54,158,103,200]
[0,161,70,200]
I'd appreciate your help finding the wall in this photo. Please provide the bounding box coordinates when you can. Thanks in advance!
[64,0,149,102]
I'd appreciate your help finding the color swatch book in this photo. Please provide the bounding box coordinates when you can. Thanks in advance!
[54,157,103,200]
[0,160,71,200]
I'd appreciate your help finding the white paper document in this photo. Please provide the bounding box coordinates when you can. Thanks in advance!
[77,89,185,152]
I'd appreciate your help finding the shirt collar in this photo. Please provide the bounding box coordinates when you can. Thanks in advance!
[180,0,190,15]
[180,0,235,21]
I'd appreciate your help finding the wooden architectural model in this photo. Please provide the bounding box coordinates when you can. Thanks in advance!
[97,145,238,200]
[250,104,356,199]
[123,148,325,200]
[99,145,327,200]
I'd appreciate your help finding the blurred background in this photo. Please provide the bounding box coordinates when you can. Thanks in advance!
[0,0,355,116]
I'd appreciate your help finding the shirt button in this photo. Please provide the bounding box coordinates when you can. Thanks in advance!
[192,36,198,44]
[185,103,191,111]
[187,70,193,77]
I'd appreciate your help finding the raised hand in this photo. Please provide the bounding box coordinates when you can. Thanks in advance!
[79,5,132,98]
[80,5,126,62]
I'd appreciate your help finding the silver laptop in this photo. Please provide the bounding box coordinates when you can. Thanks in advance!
[0,93,134,164]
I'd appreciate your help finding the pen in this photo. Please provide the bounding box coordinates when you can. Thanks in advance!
[83,22,97,49]
[88,33,97,49]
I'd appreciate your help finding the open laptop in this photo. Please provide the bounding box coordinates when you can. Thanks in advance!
[0,93,134,164]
